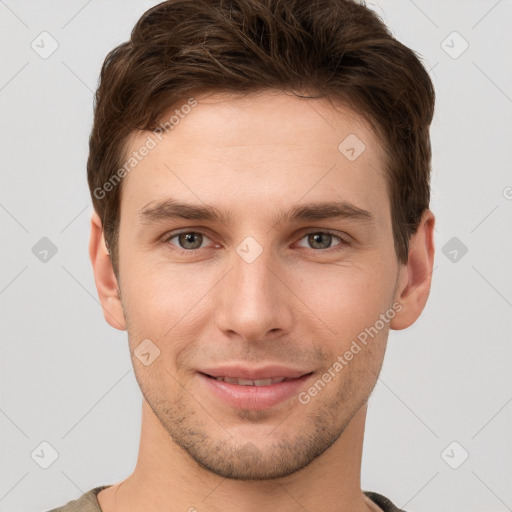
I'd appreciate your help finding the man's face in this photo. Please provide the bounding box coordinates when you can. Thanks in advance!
[116,90,403,480]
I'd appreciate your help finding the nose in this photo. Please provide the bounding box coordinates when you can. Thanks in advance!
[215,246,294,343]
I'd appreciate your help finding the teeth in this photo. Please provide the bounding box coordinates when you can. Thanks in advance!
[223,377,239,384]
[214,376,287,386]
[253,379,273,386]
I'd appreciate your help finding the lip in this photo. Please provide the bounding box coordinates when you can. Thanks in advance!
[198,365,314,410]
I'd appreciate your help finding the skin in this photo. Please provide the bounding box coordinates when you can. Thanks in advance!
[90,90,435,512]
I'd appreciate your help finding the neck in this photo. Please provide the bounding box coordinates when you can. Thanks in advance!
[99,400,375,512]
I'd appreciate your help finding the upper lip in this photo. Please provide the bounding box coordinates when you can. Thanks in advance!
[199,365,311,380]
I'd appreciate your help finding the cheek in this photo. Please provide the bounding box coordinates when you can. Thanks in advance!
[291,261,396,341]
[120,257,215,347]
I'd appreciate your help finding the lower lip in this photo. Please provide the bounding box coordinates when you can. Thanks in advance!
[199,373,313,410]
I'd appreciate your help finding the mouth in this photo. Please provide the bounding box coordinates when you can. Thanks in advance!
[197,366,314,410]
[203,375,300,386]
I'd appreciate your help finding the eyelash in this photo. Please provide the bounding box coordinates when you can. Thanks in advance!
[162,229,351,255]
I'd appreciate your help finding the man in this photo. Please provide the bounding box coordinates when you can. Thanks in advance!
[49,0,435,510]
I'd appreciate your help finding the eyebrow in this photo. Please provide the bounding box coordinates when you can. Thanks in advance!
[139,198,375,227]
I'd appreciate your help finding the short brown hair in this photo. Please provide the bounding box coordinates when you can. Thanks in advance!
[87,0,435,273]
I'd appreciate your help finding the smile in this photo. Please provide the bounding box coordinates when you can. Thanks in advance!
[198,369,314,410]
[211,376,291,385]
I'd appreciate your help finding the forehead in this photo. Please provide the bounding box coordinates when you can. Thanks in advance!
[119,90,390,224]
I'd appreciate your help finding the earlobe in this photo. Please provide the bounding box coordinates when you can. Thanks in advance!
[390,209,435,331]
[89,210,127,331]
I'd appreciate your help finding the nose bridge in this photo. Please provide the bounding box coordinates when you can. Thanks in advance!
[215,239,292,341]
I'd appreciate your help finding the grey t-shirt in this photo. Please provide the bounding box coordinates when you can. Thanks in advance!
[47,486,407,512]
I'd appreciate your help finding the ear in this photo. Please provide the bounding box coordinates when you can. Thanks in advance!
[390,209,435,330]
[89,210,126,331]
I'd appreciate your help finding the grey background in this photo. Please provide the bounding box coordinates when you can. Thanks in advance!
[1,0,511,511]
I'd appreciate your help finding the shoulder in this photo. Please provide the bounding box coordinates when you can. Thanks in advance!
[364,490,408,512]
[45,486,110,512]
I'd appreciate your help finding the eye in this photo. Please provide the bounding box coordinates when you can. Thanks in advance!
[162,229,350,255]
[296,231,348,251]
[164,231,213,251]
